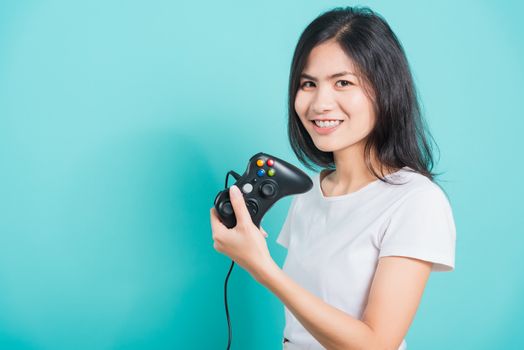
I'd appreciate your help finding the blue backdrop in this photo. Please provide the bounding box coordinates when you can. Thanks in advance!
[1,0,523,349]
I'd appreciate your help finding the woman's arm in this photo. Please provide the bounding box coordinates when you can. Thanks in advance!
[210,186,432,350]
[254,255,432,350]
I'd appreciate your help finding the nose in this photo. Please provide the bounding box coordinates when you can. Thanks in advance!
[311,85,336,114]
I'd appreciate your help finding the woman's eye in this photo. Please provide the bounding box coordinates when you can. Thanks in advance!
[300,81,315,89]
[336,80,353,87]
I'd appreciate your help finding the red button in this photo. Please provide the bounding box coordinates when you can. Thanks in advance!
[267,159,274,166]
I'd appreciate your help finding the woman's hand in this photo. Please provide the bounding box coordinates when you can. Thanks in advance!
[210,185,275,281]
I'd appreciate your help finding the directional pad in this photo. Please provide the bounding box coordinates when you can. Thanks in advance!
[246,199,259,216]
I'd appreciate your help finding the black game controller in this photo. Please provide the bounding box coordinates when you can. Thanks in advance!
[214,152,313,229]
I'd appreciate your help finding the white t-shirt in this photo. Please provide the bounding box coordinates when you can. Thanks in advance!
[276,166,456,350]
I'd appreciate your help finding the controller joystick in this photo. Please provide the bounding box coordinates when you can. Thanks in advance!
[214,152,313,229]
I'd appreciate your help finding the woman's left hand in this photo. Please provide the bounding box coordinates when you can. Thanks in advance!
[210,185,275,281]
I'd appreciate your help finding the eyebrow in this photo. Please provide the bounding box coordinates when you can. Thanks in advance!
[300,71,357,80]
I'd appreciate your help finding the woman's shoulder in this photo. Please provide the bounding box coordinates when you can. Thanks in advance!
[389,166,444,191]
[387,167,452,210]
[291,166,450,209]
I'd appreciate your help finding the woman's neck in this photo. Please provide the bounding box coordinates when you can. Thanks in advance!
[321,143,394,196]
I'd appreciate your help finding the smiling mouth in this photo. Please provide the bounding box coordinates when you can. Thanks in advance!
[311,120,344,128]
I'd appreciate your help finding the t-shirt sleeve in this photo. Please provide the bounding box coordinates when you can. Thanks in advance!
[276,195,298,249]
[378,186,456,272]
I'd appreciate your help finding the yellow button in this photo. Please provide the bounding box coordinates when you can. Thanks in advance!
[256,159,264,167]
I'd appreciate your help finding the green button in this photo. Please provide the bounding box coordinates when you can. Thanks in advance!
[267,168,275,176]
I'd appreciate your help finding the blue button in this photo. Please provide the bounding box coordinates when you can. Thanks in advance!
[257,169,266,177]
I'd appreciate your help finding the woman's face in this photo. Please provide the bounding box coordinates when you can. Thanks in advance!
[295,39,376,154]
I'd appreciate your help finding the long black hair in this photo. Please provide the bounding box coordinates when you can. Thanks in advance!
[288,6,442,184]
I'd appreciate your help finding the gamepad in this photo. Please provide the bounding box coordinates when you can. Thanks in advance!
[214,152,313,229]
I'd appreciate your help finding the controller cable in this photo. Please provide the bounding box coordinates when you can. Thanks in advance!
[223,170,241,350]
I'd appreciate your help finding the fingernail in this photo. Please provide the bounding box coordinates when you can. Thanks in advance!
[230,185,240,196]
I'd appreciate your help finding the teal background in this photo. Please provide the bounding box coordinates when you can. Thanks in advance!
[1,0,523,349]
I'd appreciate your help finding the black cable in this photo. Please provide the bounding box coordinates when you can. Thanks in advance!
[224,260,235,350]
[223,170,240,350]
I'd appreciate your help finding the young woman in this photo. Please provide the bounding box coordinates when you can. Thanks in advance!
[210,6,456,350]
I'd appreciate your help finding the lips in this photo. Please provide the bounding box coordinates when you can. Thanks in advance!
[310,120,344,135]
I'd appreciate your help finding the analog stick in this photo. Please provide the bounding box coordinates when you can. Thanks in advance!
[260,182,276,198]
[218,201,233,217]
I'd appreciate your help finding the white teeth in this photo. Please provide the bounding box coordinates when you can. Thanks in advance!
[314,120,342,128]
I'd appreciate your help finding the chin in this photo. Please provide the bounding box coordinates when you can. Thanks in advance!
[314,139,362,154]
[312,141,339,153]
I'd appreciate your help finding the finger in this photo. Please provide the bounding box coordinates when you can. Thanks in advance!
[260,227,268,238]
[228,185,252,226]
[210,207,225,235]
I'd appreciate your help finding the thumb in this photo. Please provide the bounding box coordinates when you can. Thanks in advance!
[260,227,268,238]
[229,185,252,225]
